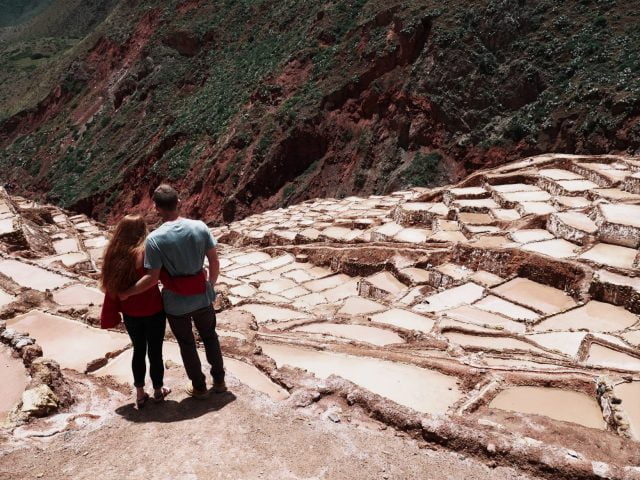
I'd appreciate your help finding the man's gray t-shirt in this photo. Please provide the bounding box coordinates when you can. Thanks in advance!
[144,218,216,316]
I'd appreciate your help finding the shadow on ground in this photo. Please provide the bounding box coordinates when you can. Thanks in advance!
[115,391,237,423]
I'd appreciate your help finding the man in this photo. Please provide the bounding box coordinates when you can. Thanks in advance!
[120,184,225,398]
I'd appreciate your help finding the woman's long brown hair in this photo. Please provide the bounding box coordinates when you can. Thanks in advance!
[100,215,147,295]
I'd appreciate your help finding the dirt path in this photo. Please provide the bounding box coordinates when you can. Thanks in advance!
[0,370,541,480]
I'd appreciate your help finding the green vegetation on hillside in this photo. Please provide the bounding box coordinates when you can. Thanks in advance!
[0,0,638,219]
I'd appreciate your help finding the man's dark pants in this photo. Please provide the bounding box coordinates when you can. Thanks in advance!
[167,304,225,391]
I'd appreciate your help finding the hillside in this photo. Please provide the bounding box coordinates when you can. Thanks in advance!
[0,0,638,223]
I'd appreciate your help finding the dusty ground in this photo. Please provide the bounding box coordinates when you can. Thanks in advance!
[0,372,541,480]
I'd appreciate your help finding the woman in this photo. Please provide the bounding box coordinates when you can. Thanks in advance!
[100,214,170,408]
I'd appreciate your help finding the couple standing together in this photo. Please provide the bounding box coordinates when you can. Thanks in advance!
[100,184,225,408]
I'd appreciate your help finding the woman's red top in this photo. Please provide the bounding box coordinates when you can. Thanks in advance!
[100,268,207,329]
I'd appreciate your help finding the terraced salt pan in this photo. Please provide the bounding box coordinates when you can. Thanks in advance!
[554,196,591,209]
[469,271,504,287]
[259,278,298,295]
[453,199,499,209]
[491,278,576,315]
[280,286,310,300]
[0,288,16,308]
[474,295,540,322]
[414,283,484,313]
[0,259,70,291]
[89,247,105,262]
[293,293,328,309]
[394,228,431,243]
[84,236,108,249]
[373,222,403,239]
[0,218,15,235]
[444,332,548,355]
[534,301,638,332]
[465,225,501,234]
[525,332,586,357]
[53,238,79,254]
[598,204,640,228]
[293,323,404,346]
[337,297,386,316]
[555,180,599,193]
[369,309,435,333]
[468,236,513,248]
[622,330,640,347]
[430,231,468,243]
[224,357,290,401]
[518,202,556,216]
[490,183,542,193]
[232,251,272,265]
[499,191,552,203]
[236,304,308,324]
[442,306,526,334]
[521,239,580,259]
[482,357,563,371]
[259,343,461,415]
[539,169,584,180]
[225,264,263,279]
[509,229,554,243]
[490,209,521,221]
[362,271,407,296]
[323,279,360,302]
[304,274,351,292]
[593,188,640,202]
[259,254,295,271]
[579,243,638,269]
[399,268,430,285]
[489,386,605,430]
[7,311,130,371]
[438,318,496,334]
[52,283,104,306]
[0,344,27,421]
[457,213,494,225]
[435,263,472,281]
[551,211,597,232]
[586,344,640,371]
[614,382,640,441]
[230,284,258,298]
[39,252,90,268]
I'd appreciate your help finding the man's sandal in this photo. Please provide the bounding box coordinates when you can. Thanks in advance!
[153,387,171,403]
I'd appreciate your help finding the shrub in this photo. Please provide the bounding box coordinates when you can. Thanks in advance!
[401,152,444,187]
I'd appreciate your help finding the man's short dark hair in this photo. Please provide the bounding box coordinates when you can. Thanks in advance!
[153,184,179,211]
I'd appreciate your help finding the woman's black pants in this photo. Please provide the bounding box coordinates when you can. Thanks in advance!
[123,310,166,389]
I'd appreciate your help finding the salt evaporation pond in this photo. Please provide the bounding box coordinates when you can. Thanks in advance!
[0,344,27,421]
[259,342,461,415]
[52,283,104,306]
[489,386,606,430]
[293,323,404,346]
[614,382,640,441]
[0,259,70,292]
[7,311,130,371]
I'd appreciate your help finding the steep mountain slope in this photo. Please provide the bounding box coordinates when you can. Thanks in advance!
[0,0,53,27]
[0,0,638,224]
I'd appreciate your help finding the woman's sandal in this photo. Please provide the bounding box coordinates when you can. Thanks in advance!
[153,387,171,403]
[136,393,150,409]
